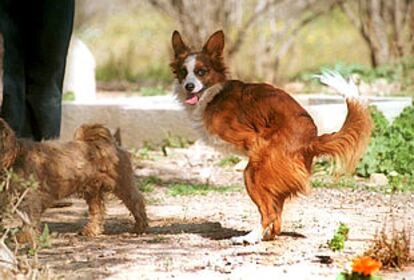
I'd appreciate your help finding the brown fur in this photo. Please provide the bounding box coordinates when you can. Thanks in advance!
[171,31,372,240]
[0,119,148,239]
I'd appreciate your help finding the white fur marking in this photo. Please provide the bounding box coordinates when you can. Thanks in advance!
[183,55,204,93]
[173,80,244,155]
[231,221,263,245]
[317,70,359,98]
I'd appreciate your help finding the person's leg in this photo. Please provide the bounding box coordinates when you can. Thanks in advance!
[0,0,26,136]
[23,0,74,140]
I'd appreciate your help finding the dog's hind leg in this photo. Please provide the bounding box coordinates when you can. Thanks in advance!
[114,174,148,234]
[81,190,105,236]
[232,150,309,245]
[231,162,285,244]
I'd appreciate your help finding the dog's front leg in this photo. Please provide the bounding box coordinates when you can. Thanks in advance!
[80,191,105,236]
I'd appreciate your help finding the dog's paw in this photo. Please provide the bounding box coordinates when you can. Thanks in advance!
[133,221,147,234]
[231,227,263,245]
[79,226,102,237]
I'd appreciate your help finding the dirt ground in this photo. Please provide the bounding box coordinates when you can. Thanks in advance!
[36,145,414,280]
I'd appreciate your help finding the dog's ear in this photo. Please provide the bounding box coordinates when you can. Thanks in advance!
[202,30,225,57]
[0,118,18,169]
[172,30,189,57]
[113,127,122,146]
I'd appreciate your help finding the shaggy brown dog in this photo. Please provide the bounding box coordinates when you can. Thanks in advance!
[171,30,372,244]
[0,118,147,238]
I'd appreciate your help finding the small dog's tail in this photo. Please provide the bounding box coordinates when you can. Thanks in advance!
[308,71,372,175]
[73,124,114,144]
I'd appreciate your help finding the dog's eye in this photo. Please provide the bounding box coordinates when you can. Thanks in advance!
[179,68,187,77]
[196,69,207,77]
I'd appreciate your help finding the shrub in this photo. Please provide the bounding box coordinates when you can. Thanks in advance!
[364,225,411,270]
[357,104,414,178]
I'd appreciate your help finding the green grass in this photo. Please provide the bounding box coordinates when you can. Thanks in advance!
[140,85,167,96]
[311,176,359,190]
[311,175,414,193]
[217,156,242,167]
[137,176,163,193]
[167,183,241,197]
[63,91,76,101]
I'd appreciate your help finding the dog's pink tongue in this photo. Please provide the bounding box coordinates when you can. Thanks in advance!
[185,94,199,105]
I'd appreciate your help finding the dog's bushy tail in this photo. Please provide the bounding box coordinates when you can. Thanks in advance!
[73,124,114,144]
[308,71,372,175]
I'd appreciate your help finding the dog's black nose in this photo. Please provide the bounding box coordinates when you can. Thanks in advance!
[185,83,195,92]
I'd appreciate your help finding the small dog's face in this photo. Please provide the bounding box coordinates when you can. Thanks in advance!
[171,30,227,105]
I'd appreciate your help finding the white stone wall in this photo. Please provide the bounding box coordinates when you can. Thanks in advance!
[61,95,412,148]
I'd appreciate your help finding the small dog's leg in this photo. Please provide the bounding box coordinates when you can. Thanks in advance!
[115,177,148,234]
[81,191,105,236]
[15,190,51,245]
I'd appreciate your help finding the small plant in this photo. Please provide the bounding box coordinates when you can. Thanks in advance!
[336,256,382,280]
[328,222,350,251]
[167,183,240,197]
[28,224,51,256]
[0,170,53,277]
[162,133,192,149]
[161,133,193,156]
[364,225,411,270]
[217,156,241,168]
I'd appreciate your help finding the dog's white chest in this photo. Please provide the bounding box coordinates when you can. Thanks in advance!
[174,82,244,156]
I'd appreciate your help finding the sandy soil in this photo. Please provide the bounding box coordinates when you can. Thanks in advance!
[36,146,414,280]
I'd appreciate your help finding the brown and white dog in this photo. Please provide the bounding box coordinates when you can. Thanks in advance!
[170,30,372,244]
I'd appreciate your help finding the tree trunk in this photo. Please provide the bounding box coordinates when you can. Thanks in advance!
[341,0,414,67]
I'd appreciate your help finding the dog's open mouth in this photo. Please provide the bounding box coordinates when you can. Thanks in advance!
[185,92,201,105]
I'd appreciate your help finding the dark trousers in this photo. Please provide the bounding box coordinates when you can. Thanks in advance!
[0,0,74,140]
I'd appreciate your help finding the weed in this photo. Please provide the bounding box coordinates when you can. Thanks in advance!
[161,133,193,156]
[28,224,51,256]
[364,225,411,270]
[162,133,193,149]
[0,170,55,278]
[167,183,240,197]
[328,222,350,251]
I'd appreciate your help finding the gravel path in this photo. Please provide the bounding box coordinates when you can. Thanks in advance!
[36,145,413,280]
